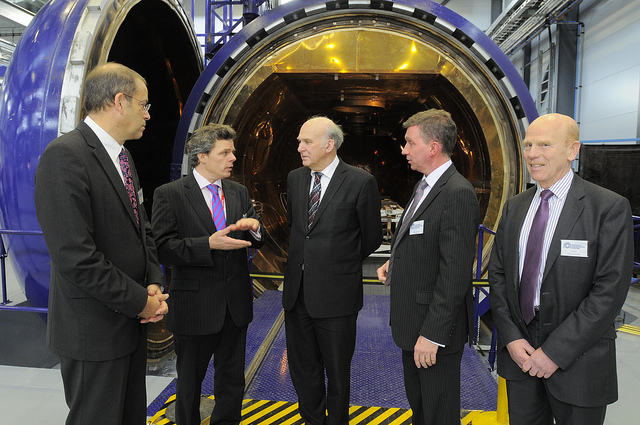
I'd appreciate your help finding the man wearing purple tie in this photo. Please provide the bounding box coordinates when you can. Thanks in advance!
[151,124,265,425]
[489,113,634,425]
[34,62,168,425]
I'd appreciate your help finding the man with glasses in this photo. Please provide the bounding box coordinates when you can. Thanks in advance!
[35,62,168,425]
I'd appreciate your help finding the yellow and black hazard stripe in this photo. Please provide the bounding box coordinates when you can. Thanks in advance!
[148,396,412,425]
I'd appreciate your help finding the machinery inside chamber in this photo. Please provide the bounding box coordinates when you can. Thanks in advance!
[229,72,493,275]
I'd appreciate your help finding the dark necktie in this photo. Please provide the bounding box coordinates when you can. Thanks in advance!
[206,184,226,231]
[387,179,428,285]
[308,172,322,228]
[118,148,139,226]
[520,189,554,324]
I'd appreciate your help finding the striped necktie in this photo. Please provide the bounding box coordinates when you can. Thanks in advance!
[206,184,226,231]
[308,172,322,228]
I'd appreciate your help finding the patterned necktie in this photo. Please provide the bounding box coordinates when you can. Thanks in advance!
[118,148,139,226]
[206,184,226,231]
[387,179,428,285]
[519,189,554,324]
[397,179,428,237]
[308,172,322,228]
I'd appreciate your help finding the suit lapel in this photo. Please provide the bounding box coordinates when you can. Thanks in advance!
[509,188,536,289]
[184,173,216,234]
[394,164,454,246]
[308,160,347,232]
[299,168,312,232]
[80,123,140,231]
[543,175,585,280]
[222,181,239,224]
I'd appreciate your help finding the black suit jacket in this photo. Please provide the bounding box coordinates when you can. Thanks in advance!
[389,164,480,353]
[283,159,382,318]
[34,121,164,361]
[151,172,265,335]
[489,174,634,406]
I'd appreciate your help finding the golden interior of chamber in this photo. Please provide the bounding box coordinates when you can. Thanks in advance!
[202,27,521,275]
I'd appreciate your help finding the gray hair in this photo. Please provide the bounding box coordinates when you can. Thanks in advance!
[187,123,237,168]
[83,63,146,114]
[307,116,344,149]
[403,109,457,156]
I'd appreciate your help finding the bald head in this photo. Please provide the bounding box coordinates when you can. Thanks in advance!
[523,113,581,189]
[528,113,579,147]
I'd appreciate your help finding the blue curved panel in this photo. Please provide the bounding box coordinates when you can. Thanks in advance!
[173,0,538,174]
[0,0,90,308]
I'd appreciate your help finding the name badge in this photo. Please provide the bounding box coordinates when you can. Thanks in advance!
[561,239,588,257]
[410,220,424,235]
[137,188,144,203]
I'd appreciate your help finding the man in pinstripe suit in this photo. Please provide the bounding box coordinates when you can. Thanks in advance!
[377,110,479,425]
[151,124,265,425]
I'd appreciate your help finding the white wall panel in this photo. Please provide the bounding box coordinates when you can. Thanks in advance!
[577,0,640,140]
[580,0,640,86]
[578,112,638,142]
[445,0,492,30]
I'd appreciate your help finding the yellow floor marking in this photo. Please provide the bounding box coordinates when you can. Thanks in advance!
[243,401,287,424]
[351,406,381,424]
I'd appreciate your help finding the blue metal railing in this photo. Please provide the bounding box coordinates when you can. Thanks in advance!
[0,229,48,313]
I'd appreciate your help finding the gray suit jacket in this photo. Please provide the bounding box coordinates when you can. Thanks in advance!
[388,164,480,353]
[151,172,265,335]
[34,121,164,361]
[283,158,382,318]
[489,174,634,406]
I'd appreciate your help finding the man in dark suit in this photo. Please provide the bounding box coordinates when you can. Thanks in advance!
[377,109,479,425]
[283,116,382,425]
[34,63,168,425]
[489,113,634,425]
[151,123,265,425]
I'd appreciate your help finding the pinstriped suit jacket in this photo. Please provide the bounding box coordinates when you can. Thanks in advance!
[151,172,265,335]
[389,164,479,354]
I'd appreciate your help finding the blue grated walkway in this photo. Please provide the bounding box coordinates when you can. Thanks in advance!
[148,290,498,417]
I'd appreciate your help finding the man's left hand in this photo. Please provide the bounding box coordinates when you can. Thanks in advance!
[414,336,439,368]
[522,347,559,378]
[230,218,260,232]
[140,284,168,324]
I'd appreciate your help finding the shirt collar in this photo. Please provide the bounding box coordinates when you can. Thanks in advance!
[535,169,574,201]
[424,159,452,188]
[193,168,222,190]
[84,116,122,161]
[310,155,340,179]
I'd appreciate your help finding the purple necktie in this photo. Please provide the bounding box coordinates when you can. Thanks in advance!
[308,172,322,228]
[118,148,139,226]
[520,189,554,324]
[206,184,226,231]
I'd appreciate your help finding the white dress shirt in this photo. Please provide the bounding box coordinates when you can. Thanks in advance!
[518,169,574,307]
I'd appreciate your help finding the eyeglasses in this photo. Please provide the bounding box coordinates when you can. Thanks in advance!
[123,94,151,113]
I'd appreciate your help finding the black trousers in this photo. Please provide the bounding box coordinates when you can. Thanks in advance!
[59,326,148,425]
[174,309,247,425]
[401,347,463,425]
[285,288,358,425]
[506,314,607,425]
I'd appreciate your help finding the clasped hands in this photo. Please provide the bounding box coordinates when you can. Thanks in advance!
[209,218,260,250]
[507,338,559,378]
[140,284,168,324]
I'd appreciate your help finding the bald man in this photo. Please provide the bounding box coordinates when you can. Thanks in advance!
[283,116,382,425]
[489,113,634,425]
